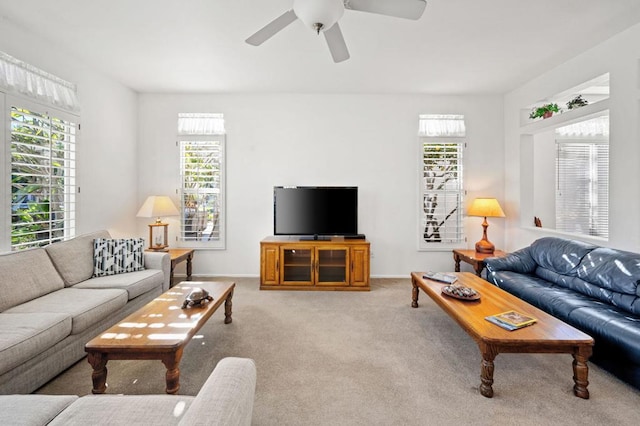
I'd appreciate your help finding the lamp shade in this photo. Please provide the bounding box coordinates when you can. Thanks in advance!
[136,196,180,219]
[468,198,505,218]
[294,0,344,32]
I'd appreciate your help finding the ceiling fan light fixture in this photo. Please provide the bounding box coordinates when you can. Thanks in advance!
[294,0,345,33]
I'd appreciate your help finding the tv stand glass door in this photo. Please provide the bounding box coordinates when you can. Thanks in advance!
[316,247,349,286]
[281,247,313,285]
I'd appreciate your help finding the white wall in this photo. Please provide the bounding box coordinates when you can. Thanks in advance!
[138,93,504,277]
[504,23,640,252]
[0,19,139,237]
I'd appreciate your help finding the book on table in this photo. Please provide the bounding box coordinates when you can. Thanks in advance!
[423,271,457,284]
[485,310,537,331]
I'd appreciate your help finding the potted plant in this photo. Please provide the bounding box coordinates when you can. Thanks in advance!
[529,103,560,119]
[566,95,589,110]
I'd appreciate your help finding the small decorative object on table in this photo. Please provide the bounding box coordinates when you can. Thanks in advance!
[423,271,457,284]
[485,310,537,331]
[441,285,480,301]
[182,287,214,309]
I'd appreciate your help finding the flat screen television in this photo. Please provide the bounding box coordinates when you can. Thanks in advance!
[273,186,358,237]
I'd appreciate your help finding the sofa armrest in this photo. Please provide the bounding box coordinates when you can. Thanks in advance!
[144,251,171,292]
[484,247,537,275]
[178,357,257,426]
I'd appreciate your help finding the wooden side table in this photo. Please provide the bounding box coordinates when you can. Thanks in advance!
[452,249,507,277]
[168,248,195,287]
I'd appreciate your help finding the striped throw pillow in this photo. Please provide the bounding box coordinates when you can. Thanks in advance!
[93,238,145,277]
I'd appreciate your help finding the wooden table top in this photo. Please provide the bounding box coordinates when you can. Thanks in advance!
[411,272,593,346]
[453,249,507,262]
[86,281,235,352]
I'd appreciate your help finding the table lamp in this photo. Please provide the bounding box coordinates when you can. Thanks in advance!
[468,198,505,254]
[137,195,180,251]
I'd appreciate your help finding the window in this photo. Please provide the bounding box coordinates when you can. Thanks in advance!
[555,115,609,238]
[9,104,77,250]
[178,113,225,249]
[1,51,79,251]
[418,115,465,249]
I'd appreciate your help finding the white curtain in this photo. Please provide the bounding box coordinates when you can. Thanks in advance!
[178,113,226,135]
[556,115,609,138]
[418,114,466,137]
[0,51,80,112]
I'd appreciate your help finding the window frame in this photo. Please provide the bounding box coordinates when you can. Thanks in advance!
[555,138,609,239]
[418,136,465,251]
[2,94,79,251]
[177,133,226,250]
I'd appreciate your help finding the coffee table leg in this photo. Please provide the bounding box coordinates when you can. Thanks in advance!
[224,288,234,324]
[572,346,591,399]
[411,277,420,308]
[479,343,497,398]
[87,352,108,394]
[162,351,182,394]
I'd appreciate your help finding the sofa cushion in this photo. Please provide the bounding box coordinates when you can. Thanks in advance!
[0,395,78,426]
[4,288,127,335]
[484,247,538,274]
[45,230,111,286]
[0,312,72,376]
[48,395,194,426]
[529,237,597,275]
[576,247,640,296]
[73,269,164,300]
[569,305,640,364]
[0,248,65,312]
[93,238,145,277]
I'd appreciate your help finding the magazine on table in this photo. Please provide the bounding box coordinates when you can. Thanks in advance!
[485,310,537,331]
[423,271,458,284]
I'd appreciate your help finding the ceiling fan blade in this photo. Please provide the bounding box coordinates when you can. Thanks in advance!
[344,0,427,20]
[324,23,350,63]
[246,10,298,46]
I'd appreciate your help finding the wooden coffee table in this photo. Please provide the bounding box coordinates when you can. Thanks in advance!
[410,272,594,398]
[85,281,235,394]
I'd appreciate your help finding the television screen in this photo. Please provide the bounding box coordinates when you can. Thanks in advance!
[274,186,358,236]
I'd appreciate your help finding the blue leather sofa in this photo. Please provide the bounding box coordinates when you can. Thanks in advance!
[484,237,640,389]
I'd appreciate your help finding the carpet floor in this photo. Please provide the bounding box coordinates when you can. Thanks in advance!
[37,277,640,425]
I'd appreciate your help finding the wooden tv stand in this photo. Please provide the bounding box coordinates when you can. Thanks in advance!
[260,236,370,291]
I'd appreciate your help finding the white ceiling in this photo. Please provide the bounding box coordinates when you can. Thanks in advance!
[2,0,640,95]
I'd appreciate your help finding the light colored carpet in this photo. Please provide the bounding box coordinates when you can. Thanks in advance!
[37,278,640,425]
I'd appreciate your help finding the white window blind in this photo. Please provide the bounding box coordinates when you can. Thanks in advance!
[10,105,77,250]
[178,113,225,249]
[419,115,465,248]
[555,115,609,239]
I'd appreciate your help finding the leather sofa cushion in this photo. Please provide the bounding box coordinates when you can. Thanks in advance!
[45,230,111,286]
[529,237,596,275]
[490,270,640,364]
[0,248,65,312]
[569,305,640,364]
[0,312,71,376]
[4,288,127,335]
[483,247,538,274]
[577,247,640,296]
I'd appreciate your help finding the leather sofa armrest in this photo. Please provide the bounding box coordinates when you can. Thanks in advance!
[485,247,537,274]
[179,357,256,426]
[144,251,171,292]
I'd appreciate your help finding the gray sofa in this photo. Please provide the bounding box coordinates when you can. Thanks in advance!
[0,357,256,426]
[0,230,170,394]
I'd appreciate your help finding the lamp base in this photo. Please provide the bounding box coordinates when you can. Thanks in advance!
[475,239,495,254]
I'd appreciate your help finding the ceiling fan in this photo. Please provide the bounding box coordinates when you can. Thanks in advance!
[246,0,428,63]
